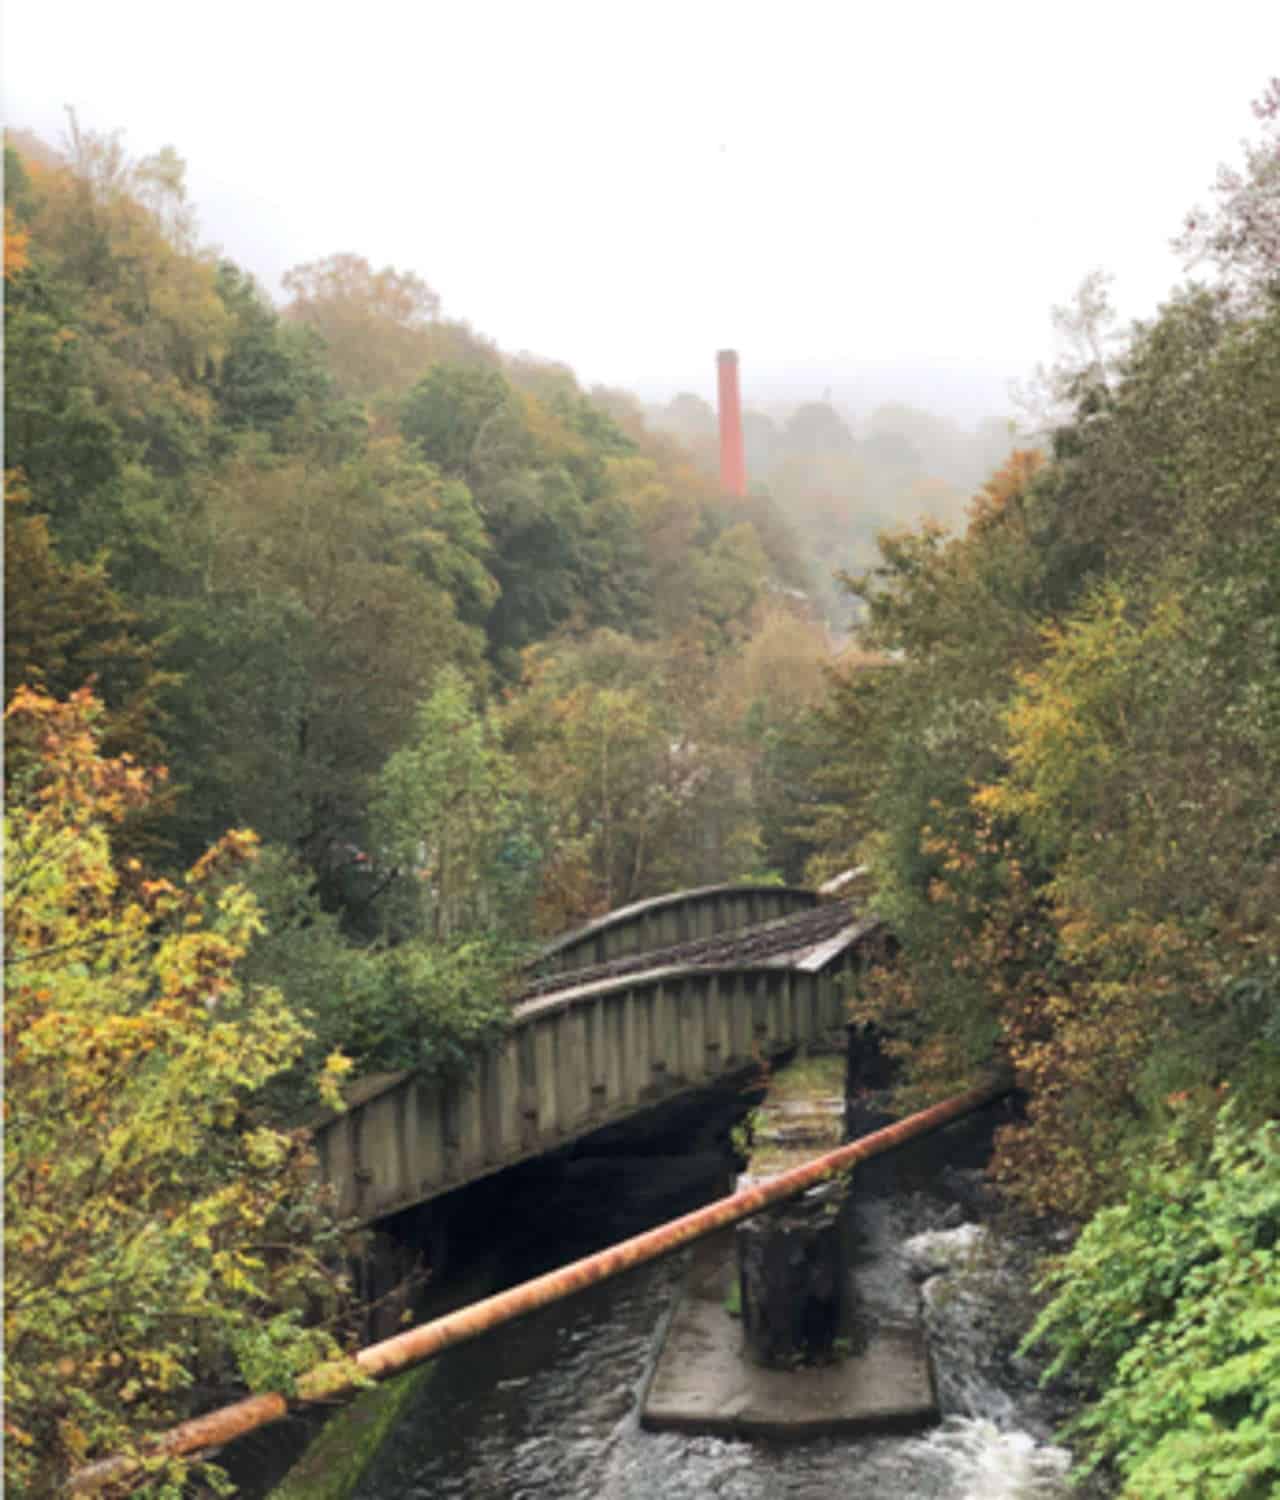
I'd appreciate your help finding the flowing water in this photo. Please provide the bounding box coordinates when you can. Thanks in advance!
[352,1161,1097,1500]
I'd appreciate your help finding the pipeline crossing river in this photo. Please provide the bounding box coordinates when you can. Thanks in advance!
[346,1141,1105,1500]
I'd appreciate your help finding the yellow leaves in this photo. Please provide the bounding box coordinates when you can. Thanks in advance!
[243,1127,288,1169]
[519,390,587,467]
[971,777,1026,820]
[6,689,346,1490]
[213,1255,266,1298]
[59,1420,91,1460]
[318,1050,354,1113]
[3,204,30,280]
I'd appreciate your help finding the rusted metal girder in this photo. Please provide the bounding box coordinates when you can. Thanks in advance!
[68,1079,1007,1494]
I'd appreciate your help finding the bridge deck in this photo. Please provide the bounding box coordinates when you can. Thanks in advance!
[315,899,884,1225]
[521,902,860,1002]
[537,883,819,975]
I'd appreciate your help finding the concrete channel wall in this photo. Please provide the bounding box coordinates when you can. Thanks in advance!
[314,925,877,1227]
[536,884,819,976]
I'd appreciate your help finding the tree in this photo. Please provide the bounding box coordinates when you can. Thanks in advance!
[605,454,703,632]
[1010,268,1125,436]
[31,123,230,474]
[803,452,1054,1106]
[4,475,172,804]
[693,520,770,639]
[282,253,485,401]
[500,627,789,926]
[804,94,1280,1215]
[4,202,29,278]
[4,687,354,1495]
[402,365,659,666]
[229,844,518,1115]
[208,260,349,453]
[720,604,833,882]
[401,362,521,480]
[783,400,856,459]
[2,246,128,556]
[156,441,489,876]
[1178,77,1280,311]
[370,667,536,942]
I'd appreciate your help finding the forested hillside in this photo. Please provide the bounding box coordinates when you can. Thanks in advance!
[4,122,825,891]
[3,121,843,1491]
[7,83,1279,1496]
[801,83,1280,1495]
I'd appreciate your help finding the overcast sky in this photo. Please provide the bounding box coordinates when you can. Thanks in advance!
[5,2,1278,422]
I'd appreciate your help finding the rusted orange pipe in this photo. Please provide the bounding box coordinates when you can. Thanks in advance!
[68,1080,1007,1494]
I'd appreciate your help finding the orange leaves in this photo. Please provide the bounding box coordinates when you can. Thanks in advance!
[6,684,156,832]
[187,827,260,886]
[965,448,1044,537]
[3,205,30,281]
[5,687,353,1492]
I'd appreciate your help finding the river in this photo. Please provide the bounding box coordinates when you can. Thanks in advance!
[349,1140,1102,1500]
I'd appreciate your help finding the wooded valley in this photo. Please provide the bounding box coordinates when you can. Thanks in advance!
[5,85,1279,1496]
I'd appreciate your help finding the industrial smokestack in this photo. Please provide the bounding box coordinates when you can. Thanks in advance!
[716,349,747,498]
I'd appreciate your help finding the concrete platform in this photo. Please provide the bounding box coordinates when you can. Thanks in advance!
[641,1234,937,1440]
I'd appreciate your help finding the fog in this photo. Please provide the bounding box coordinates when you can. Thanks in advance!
[625,357,1020,429]
[6,1,1278,431]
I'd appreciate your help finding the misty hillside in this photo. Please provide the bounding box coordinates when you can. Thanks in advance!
[646,388,1016,616]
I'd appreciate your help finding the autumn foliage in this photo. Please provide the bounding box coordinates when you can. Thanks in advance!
[4,688,355,1495]
[810,90,1280,1224]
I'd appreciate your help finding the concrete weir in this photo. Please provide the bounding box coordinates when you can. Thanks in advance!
[641,1053,937,1438]
[641,1237,935,1439]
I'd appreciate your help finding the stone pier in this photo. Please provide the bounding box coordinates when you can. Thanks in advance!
[641,1050,937,1438]
[735,1055,852,1367]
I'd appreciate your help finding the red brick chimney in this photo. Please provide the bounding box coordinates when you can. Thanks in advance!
[716,349,747,498]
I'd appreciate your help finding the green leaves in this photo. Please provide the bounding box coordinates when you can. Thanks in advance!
[370,666,534,943]
[4,689,351,1495]
[1022,1110,1280,1497]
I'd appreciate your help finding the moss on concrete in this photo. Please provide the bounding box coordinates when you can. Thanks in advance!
[268,1362,436,1500]
[266,1257,501,1500]
[765,1051,845,1103]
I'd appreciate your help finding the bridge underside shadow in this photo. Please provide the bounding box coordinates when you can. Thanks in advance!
[314,892,885,1230]
[377,1061,776,1292]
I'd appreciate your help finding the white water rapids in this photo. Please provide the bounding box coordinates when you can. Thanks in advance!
[353,1173,1101,1500]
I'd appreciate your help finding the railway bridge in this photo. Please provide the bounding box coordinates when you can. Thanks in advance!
[314,883,884,1226]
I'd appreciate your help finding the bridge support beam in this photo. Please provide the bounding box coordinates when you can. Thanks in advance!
[733,1051,852,1367]
[736,1179,850,1366]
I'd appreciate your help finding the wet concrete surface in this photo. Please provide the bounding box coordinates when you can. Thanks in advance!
[641,1232,936,1439]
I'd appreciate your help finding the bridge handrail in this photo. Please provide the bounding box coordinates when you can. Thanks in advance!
[537,882,819,973]
[520,917,882,1023]
[311,916,883,1130]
